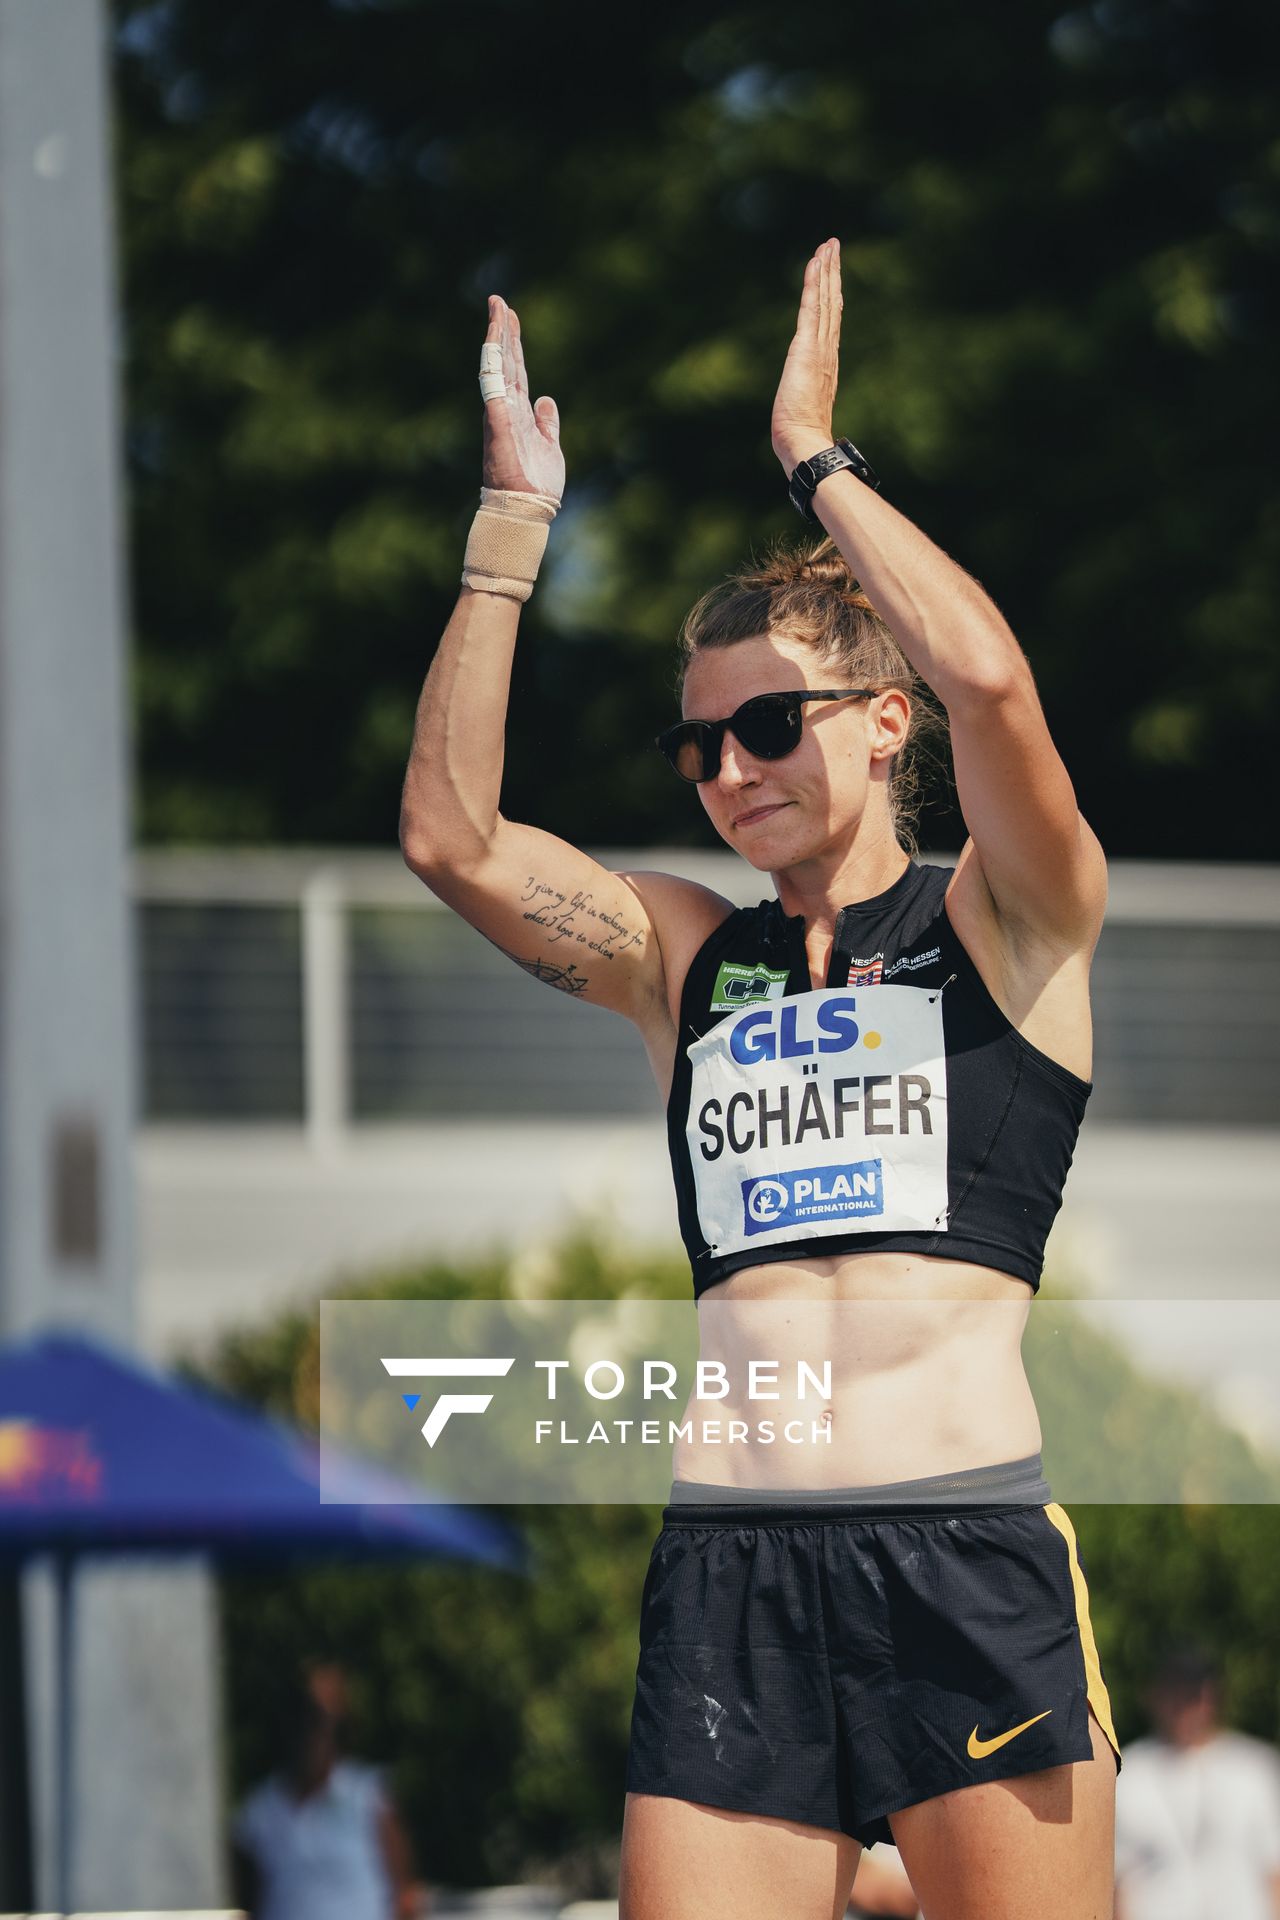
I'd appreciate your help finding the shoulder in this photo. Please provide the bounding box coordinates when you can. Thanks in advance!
[233,1775,282,1846]
[332,1758,388,1810]
[947,825,1106,970]
[946,837,1102,959]
[615,869,740,1027]
[939,838,1100,1081]
[617,867,739,943]
[1115,1738,1173,1799]
[1118,1736,1162,1770]
[1213,1731,1280,1781]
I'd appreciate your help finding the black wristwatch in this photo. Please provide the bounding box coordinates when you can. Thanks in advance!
[788,438,880,522]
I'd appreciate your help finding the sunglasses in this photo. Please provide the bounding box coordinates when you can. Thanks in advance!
[655,689,880,784]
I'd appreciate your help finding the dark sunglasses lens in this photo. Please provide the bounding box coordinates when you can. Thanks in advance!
[663,724,713,782]
[732,695,802,760]
[661,696,805,781]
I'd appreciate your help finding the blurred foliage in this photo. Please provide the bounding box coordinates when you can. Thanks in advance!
[113,0,1280,857]
[192,1231,1280,1892]
[1028,1265,1280,1502]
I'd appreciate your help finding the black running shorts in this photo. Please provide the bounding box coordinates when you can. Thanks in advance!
[625,1456,1120,1849]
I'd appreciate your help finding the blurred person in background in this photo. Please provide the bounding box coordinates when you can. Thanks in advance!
[402,237,1119,1919]
[231,1662,423,1920]
[1115,1642,1280,1920]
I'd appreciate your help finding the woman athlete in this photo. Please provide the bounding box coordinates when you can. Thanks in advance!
[401,239,1120,1920]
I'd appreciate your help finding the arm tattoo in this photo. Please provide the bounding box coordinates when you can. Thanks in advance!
[518,874,646,958]
[495,945,590,996]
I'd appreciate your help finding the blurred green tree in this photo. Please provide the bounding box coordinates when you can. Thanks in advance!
[114,0,1279,855]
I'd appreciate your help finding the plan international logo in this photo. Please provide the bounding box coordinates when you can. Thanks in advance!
[742,1159,884,1235]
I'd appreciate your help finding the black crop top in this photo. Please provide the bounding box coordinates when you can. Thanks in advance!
[665,859,1091,1299]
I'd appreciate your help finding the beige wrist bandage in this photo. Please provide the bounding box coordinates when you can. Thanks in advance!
[462,485,560,603]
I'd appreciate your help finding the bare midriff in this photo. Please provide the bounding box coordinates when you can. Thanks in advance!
[671,1249,1040,1492]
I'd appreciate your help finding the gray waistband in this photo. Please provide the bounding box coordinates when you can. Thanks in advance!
[666,1451,1051,1508]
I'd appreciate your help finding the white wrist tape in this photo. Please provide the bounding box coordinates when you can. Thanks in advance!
[462,485,560,602]
[479,342,507,403]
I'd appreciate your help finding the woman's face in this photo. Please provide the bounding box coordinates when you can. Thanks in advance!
[680,633,902,871]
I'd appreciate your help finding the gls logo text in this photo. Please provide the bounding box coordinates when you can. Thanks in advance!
[729,997,860,1064]
[381,1356,515,1445]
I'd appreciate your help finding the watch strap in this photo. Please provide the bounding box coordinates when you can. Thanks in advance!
[788,438,880,521]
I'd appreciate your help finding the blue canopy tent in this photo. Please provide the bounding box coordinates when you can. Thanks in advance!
[0,1330,527,1911]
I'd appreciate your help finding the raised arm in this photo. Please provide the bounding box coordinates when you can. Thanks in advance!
[401,296,731,1026]
[771,239,1107,956]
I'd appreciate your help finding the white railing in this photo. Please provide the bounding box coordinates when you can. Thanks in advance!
[132,849,1280,1139]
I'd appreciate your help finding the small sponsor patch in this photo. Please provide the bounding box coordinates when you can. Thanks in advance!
[883,944,942,979]
[742,1160,884,1235]
[711,960,790,1012]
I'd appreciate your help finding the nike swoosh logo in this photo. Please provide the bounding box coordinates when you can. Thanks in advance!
[967,1709,1054,1759]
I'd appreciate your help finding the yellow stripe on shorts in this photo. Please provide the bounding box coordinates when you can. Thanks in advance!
[1043,1501,1120,1759]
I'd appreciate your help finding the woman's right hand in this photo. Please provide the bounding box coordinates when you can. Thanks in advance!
[481,295,565,502]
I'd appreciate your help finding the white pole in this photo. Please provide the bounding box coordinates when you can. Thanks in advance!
[302,866,350,1154]
[53,1552,74,1917]
[0,1,221,1903]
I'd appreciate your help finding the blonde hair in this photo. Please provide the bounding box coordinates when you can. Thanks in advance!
[677,534,950,855]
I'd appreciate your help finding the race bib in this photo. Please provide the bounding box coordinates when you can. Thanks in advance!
[686,984,949,1258]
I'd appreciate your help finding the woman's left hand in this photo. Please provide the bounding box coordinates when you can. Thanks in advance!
[771,237,842,472]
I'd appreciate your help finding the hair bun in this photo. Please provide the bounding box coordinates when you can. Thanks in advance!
[751,535,867,604]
